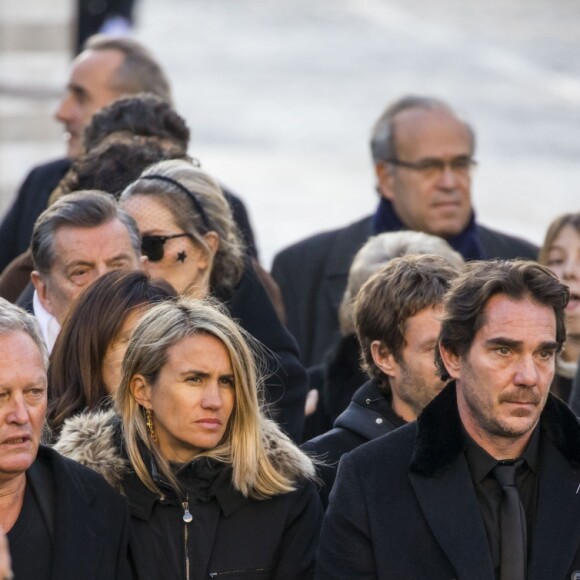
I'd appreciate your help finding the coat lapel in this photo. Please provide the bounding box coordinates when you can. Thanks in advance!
[410,459,494,580]
[528,436,580,580]
[323,216,373,310]
[49,456,104,580]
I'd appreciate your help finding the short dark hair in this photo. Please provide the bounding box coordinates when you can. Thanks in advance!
[48,270,176,432]
[435,259,570,380]
[52,138,189,201]
[83,93,189,153]
[31,191,140,275]
[355,253,461,384]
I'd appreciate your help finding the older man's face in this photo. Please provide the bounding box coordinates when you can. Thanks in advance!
[377,107,474,238]
[32,218,141,324]
[55,48,126,158]
[0,331,47,483]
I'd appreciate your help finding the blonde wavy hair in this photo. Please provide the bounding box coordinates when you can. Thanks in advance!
[120,159,245,297]
[116,297,298,499]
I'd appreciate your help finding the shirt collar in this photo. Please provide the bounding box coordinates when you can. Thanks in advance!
[464,423,541,483]
[32,291,60,353]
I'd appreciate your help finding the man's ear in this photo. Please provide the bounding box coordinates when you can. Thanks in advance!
[375,162,396,201]
[438,343,461,380]
[370,340,398,378]
[31,271,55,316]
[130,374,153,409]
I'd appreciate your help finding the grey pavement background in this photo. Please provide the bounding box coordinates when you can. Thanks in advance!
[1,0,578,267]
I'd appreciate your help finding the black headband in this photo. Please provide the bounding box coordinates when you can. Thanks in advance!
[139,174,212,231]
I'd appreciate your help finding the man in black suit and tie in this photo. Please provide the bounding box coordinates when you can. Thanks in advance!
[317,259,580,580]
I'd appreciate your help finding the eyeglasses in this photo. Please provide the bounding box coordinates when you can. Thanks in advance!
[385,156,477,178]
[141,233,193,262]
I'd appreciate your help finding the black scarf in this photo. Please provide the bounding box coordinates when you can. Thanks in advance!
[371,197,484,261]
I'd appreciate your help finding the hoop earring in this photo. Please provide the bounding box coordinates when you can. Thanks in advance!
[146,408,158,442]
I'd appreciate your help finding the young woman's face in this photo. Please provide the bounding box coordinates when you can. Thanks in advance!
[121,194,210,297]
[545,224,580,334]
[102,308,144,395]
[139,333,236,464]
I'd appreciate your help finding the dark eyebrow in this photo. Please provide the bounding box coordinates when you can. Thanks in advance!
[485,337,559,352]
[536,341,560,352]
[485,337,523,349]
[68,83,89,100]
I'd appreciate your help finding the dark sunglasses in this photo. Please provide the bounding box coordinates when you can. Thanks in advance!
[141,233,193,262]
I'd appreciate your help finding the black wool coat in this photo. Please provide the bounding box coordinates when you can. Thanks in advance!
[26,446,134,580]
[316,383,580,580]
[302,379,404,510]
[272,214,539,367]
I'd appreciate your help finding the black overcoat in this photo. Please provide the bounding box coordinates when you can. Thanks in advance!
[317,383,580,579]
[27,446,133,580]
[272,214,539,367]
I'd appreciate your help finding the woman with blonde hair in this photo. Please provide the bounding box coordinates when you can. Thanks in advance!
[119,159,307,442]
[55,297,322,579]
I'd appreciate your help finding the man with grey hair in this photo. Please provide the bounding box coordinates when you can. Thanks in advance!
[272,95,538,368]
[29,190,142,350]
[0,298,133,578]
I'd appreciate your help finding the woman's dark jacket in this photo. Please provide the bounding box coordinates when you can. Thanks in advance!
[54,411,323,580]
[221,260,308,442]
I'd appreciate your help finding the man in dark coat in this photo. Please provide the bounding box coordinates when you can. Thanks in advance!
[303,253,461,508]
[317,260,578,580]
[0,298,133,579]
[272,96,538,367]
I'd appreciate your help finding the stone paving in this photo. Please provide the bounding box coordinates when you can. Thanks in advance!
[1,0,578,267]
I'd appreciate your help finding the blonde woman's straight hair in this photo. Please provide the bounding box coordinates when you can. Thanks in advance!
[116,297,298,499]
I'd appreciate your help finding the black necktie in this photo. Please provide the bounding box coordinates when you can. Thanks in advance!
[492,459,527,580]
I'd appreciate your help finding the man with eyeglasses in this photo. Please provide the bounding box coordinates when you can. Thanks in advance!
[272,95,538,368]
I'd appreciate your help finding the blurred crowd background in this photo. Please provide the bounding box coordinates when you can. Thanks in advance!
[1,0,578,268]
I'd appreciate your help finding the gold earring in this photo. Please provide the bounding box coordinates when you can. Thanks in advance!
[146,408,158,442]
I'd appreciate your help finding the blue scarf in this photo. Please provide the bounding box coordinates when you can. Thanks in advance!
[371,197,484,261]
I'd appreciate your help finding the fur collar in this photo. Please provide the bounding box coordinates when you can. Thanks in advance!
[410,382,580,477]
[53,410,316,492]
